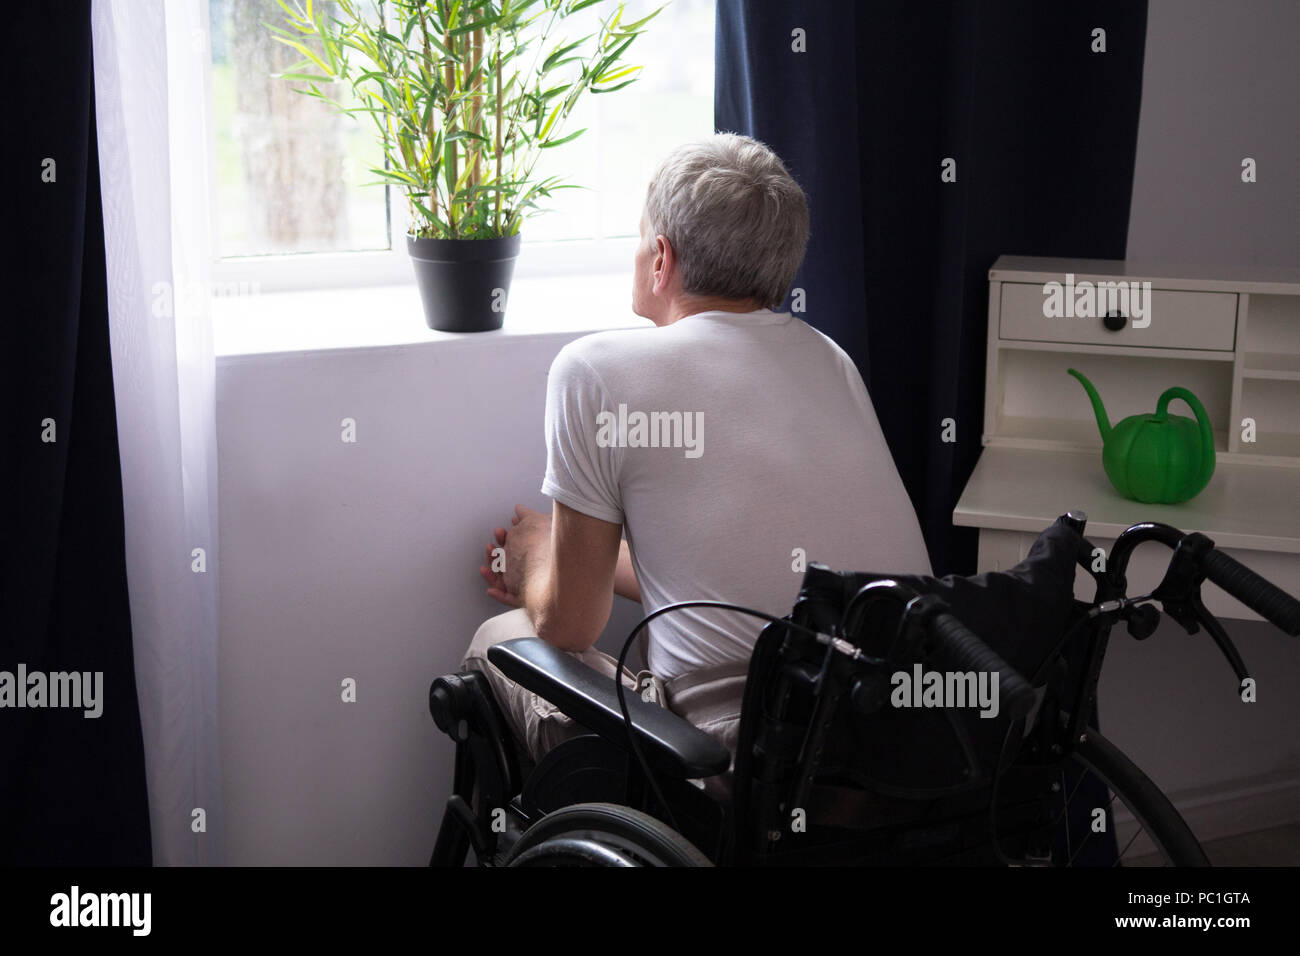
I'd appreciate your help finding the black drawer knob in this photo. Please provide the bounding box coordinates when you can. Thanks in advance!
[1102,310,1127,332]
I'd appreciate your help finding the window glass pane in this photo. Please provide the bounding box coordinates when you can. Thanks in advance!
[524,0,715,242]
[210,0,390,257]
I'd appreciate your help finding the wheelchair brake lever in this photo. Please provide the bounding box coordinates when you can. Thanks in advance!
[1150,577,1252,691]
[1158,597,1201,636]
[1189,593,1252,692]
[1151,531,1213,636]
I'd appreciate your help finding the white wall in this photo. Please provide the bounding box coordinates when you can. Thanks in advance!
[1099,618,1300,810]
[216,320,646,865]
[1126,0,1300,267]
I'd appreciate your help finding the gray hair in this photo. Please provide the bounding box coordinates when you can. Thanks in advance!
[642,133,810,309]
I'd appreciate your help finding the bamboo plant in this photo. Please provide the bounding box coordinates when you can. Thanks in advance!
[269,0,663,239]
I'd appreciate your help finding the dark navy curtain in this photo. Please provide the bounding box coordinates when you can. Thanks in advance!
[0,4,152,864]
[716,0,1147,578]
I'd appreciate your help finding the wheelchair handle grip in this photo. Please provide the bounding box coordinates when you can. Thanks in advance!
[1202,549,1300,636]
[927,611,1036,721]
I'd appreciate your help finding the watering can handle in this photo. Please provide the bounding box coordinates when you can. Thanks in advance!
[1157,386,1216,488]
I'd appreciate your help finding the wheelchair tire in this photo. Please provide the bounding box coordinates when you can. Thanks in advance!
[1062,731,1209,866]
[504,802,713,867]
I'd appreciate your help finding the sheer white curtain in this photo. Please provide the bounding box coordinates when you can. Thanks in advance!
[92,0,223,865]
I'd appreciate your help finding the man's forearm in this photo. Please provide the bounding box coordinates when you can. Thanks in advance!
[528,541,637,613]
[614,540,641,603]
[520,534,638,641]
[519,546,554,633]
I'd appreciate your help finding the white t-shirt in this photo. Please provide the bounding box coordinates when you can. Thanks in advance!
[541,308,932,682]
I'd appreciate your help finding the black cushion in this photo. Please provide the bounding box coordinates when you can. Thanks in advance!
[487,638,731,779]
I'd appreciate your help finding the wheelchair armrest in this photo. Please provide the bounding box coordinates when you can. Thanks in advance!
[488,638,731,779]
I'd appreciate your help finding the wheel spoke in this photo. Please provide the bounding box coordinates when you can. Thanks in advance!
[1113,824,1144,865]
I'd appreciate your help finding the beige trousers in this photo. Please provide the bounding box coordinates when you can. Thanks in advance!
[462,608,746,796]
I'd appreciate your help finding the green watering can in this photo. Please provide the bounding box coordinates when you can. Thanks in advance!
[1067,368,1216,504]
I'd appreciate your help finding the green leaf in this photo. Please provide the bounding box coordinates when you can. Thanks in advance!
[544,56,584,72]
[453,160,477,192]
[446,128,492,146]
[368,166,422,186]
[409,196,450,235]
[449,17,497,36]
[606,4,624,34]
[594,63,640,84]
[539,127,586,148]
[443,140,457,193]
[263,21,313,40]
[537,100,563,140]
[542,35,592,72]
[618,8,664,33]
[591,77,639,94]
[270,35,334,76]
[401,13,420,45]
[601,32,636,67]
[420,92,438,134]
[275,70,333,83]
[273,0,311,28]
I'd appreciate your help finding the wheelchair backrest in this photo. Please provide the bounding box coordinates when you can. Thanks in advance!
[727,520,1085,862]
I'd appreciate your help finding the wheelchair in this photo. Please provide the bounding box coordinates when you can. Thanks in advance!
[428,511,1300,867]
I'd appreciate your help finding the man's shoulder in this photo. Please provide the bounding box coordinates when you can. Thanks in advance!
[550,325,666,384]
[798,319,854,363]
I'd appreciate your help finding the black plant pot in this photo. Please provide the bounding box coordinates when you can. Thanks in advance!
[407,233,521,332]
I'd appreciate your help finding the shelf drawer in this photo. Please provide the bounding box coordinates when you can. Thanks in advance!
[999,282,1236,350]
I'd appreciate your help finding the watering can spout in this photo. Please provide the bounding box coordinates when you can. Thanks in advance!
[1067,368,1112,441]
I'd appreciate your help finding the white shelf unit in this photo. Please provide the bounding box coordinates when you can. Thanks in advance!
[956,256,1300,622]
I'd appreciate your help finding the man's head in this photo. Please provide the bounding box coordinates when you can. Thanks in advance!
[633,133,810,326]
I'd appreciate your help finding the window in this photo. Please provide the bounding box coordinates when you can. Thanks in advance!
[208,0,714,289]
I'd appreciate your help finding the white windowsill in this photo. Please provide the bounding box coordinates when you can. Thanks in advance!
[212,271,646,359]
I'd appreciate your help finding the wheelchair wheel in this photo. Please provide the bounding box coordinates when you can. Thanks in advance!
[1041,730,1209,866]
[504,802,713,867]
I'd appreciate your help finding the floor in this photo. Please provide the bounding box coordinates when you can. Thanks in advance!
[1129,821,1300,866]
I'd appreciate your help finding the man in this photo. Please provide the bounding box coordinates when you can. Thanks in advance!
[466,133,931,785]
